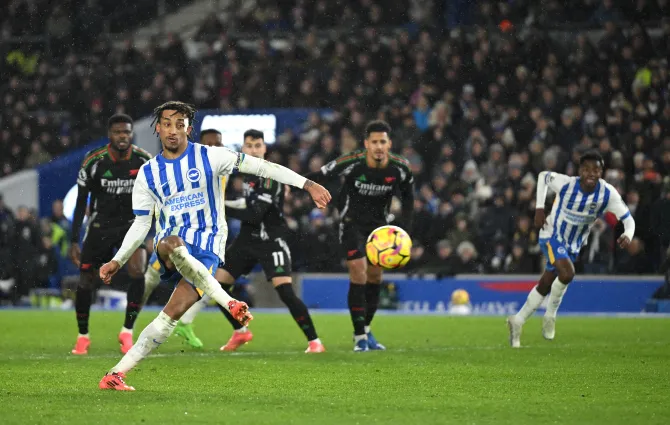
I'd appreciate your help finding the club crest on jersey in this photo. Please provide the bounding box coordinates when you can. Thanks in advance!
[557,247,567,255]
[589,203,598,211]
[187,168,201,183]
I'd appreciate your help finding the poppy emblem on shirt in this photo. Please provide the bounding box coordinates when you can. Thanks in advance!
[385,177,396,183]
[187,168,201,183]
[129,169,139,177]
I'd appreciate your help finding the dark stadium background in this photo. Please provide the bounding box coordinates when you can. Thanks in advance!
[1,0,670,307]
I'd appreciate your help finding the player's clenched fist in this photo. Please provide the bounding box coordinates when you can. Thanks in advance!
[304,180,331,209]
[99,260,121,284]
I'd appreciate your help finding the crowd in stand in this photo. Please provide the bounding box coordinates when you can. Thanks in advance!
[2,0,670,304]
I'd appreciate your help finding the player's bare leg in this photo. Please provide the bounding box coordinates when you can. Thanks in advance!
[507,270,556,348]
[156,236,252,323]
[119,248,147,354]
[215,268,254,351]
[72,270,96,355]
[539,259,575,341]
[271,276,324,353]
[364,265,385,350]
[348,257,369,352]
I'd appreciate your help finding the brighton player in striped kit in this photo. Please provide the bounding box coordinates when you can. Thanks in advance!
[98,101,330,390]
[507,151,635,348]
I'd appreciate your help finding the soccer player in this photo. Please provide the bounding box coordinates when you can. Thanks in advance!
[507,151,635,348]
[141,128,225,316]
[69,114,152,355]
[176,129,325,353]
[309,120,414,351]
[98,101,330,391]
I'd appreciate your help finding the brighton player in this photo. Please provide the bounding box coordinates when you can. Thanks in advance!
[98,101,330,391]
[507,151,635,348]
[175,130,325,353]
[140,127,230,342]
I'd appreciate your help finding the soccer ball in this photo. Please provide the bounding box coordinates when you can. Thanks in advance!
[450,289,470,305]
[366,225,412,269]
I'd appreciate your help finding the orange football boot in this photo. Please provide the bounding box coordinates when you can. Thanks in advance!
[228,300,253,325]
[305,340,326,353]
[71,335,90,355]
[99,372,135,391]
[220,330,253,352]
[118,332,133,354]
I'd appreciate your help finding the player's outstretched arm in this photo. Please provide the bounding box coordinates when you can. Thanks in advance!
[99,179,155,284]
[223,150,331,208]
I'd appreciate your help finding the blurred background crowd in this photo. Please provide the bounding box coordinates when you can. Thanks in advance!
[2,0,670,304]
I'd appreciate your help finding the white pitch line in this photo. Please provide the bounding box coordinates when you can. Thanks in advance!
[4,340,669,362]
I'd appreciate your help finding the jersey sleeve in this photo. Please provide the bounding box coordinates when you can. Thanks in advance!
[536,171,571,209]
[132,175,156,216]
[604,187,630,220]
[76,158,94,189]
[320,151,365,178]
[207,146,243,176]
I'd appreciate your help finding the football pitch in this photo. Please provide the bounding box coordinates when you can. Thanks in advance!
[1,311,669,425]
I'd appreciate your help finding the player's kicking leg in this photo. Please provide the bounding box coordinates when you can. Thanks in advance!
[118,248,147,354]
[507,239,575,347]
[99,236,252,391]
[364,265,385,350]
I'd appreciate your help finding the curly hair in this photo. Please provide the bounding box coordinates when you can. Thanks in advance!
[151,101,197,137]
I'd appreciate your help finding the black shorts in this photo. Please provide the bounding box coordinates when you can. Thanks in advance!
[80,220,145,271]
[339,220,384,261]
[223,236,292,281]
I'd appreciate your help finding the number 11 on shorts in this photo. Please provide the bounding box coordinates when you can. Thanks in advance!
[272,251,285,267]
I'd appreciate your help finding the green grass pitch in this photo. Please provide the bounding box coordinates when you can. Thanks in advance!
[1,310,669,425]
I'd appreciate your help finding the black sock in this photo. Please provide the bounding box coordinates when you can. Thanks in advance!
[348,283,367,336]
[365,283,381,327]
[124,277,145,330]
[218,284,243,330]
[275,283,318,341]
[75,285,93,335]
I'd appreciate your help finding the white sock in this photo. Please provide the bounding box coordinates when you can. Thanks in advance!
[354,334,367,343]
[142,266,161,304]
[514,286,545,324]
[545,279,568,318]
[180,295,210,325]
[169,246,234,312]
[234,326,248,333]
[120,327,133,334]
[364,326,371,334]
[110,311,177,374]
[78,333,89,338]
[309,338,321,343]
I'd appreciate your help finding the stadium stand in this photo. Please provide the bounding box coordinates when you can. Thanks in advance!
[1,0,670,304]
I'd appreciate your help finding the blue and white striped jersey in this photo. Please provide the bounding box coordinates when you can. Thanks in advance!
[538,172,631,254]
[132,142,242,261]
